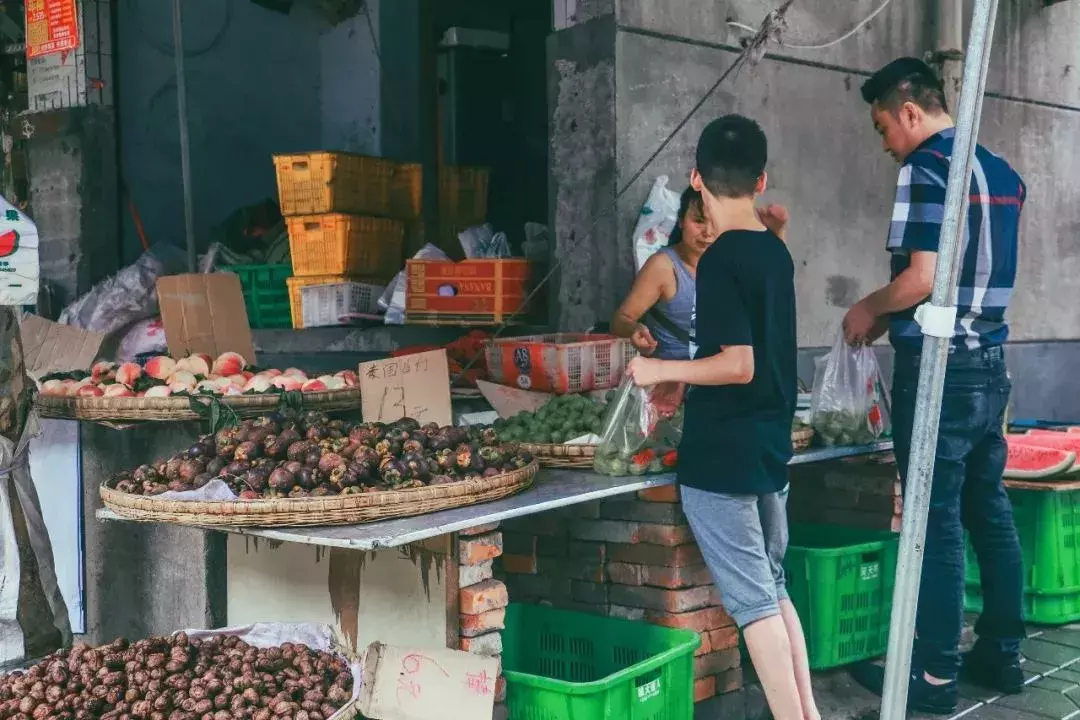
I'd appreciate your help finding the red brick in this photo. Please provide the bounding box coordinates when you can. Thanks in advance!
[460,633,502,656]
[645,606,734,632]
[694,631,712,657]
[717,666,743,694]
[567,541,606,563]
[608,604,646,621]
[607,562,713,590]
[694,649,740,678]
[707,626,739,652]
[600,499,687,525]
[459,532,503,565]
[500,554,538,575]
[693,675,717,703]
[459,559,493,587]
[459,522,500,536]
[607,542,703,567]
[460,608,506,638]
[571,580,608,605]
[460,579,509,615]
[537,556,605,583]
[501,531,537,556]
[638,485,680,503]
[638,523,694,547]
[609,584,714,613]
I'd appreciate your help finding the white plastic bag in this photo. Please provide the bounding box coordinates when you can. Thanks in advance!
[380,243,451,325]
[632,175,681,271]
[810,331,891,446]
[458,223,510,259]
[116,317,167,361]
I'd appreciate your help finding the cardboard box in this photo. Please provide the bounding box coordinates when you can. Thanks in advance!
[19,314,103,379]
[356,642,498,720]
[157,274,256,362]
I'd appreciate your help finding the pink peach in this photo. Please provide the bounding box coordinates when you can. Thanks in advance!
[41,379,67,396]
[244,375,272,393]
[317,375,346,391]
[167,370,197,389]
[272,376,304,392]
[211,352,247,377]
[301,378,329,393]
[222,385,244,396]
[103,384,135,398]
[261,368,282,378]
[144,356,177,380]
[91,361,117,383]
[283,367,308,380]
[335,370,358,387]
[227,374,247,387]
[144,385,173,398]
[115,362,142,387]
[177,354,211,377]
[77,385,104,397]
[195,380,222,394]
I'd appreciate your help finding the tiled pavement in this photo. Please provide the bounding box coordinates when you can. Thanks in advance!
[697,625,1080,720]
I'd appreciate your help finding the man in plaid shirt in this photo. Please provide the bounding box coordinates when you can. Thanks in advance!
[843,58,1027,715]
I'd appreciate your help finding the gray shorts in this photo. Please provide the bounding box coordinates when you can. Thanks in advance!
[680,484,790,629]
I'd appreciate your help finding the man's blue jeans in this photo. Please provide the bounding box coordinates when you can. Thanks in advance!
[892,345,1025,681]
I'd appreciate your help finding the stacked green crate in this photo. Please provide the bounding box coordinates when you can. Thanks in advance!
[226,264,293,329]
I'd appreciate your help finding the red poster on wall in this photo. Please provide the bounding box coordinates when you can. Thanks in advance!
[25,0,80,59]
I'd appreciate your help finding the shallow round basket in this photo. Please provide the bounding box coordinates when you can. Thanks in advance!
[792,426,815,453]
[100,461,538,527]
[516,442,596,469]
[35,388,362,423]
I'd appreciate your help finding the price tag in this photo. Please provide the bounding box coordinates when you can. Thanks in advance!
[358,349,453,427]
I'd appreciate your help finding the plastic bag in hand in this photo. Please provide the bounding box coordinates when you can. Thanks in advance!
[810,330,891,446]
[593,376,682,476]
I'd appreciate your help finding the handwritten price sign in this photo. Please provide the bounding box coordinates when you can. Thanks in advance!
[358,349,452,427]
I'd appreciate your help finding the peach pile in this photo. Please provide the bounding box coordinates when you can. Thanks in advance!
[39,353,359,399]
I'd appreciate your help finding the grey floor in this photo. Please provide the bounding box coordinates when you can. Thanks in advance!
[698,625,1080,720]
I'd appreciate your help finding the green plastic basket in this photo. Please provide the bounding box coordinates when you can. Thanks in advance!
[784,525,900,670]
[965,487,1080,624]
[226,264,293,329]
[502,603,699,720]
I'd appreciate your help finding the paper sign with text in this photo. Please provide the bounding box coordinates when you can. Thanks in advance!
[356,642,498,720]
[359,349,452,427]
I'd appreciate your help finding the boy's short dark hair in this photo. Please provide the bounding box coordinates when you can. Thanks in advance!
[861,57,949,115]
[695,115,767,199]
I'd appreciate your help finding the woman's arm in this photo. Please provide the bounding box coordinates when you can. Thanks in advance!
[611,253,672,355]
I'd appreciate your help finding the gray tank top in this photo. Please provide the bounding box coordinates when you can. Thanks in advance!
[645,247,696,360]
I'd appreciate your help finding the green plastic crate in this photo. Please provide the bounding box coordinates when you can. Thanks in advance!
[965,486,1080,624]
[502,603,699,720]
[226,263,293,329]
[785,525,900,670]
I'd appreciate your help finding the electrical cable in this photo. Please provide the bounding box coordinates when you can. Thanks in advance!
[125,0,232,58]
[727,0,892,51]
[361,0,381,64]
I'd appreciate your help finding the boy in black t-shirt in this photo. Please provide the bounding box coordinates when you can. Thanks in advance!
[627,115,818,720]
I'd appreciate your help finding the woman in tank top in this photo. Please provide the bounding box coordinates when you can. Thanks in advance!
[612,187,711,360]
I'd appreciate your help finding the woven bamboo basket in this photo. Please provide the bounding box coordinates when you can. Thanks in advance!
[100,461,538,527]
[34,388,362,423]
[792,426,815,453]
[516,441,596,469]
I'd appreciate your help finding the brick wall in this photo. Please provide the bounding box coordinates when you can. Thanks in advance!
[788,455,902,532]
[496,485,742,705]
[457,524,509,719]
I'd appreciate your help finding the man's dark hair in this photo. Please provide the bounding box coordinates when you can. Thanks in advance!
[695,115,767,199]
[861,57,949,115]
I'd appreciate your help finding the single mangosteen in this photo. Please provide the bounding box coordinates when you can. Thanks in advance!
[186,443,204,459]
[287,487,311,498]
[177,460,202,483]
[402,439,424,455]
[268,468,295,492]
[192,473,213,488]
[165,457,184,481]
[328,466,348,489]
[262,434,284,458]
[455,446,473,470]
[317,452,345,474]
[116,479,137,494]
[206,457,227,476]
[401,452,426,478]
[295,467,316,490]
[479,446,504,465]
[304,425,327,441]
[283,460,304,476]
[245,467,272,492]
[304,447,323,468]
[234,441,262,462]
[286,439,314,461]
[482,467,502,478]
[225,460,250,476]
[434,448,455,471]
[311,486,332,497]
[374,439,393,456]
[238,490,260,500]
[380,461,405,485]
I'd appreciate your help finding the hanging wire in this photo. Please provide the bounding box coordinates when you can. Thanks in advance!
[361,0,381,63]
[728,0,893,51]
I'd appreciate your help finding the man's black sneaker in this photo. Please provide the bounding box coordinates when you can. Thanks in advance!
[960,650,1025,695]
[849,661,958,715]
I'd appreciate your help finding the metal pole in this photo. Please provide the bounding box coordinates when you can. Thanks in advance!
[172,0,197,273]
[879,0,1000,716]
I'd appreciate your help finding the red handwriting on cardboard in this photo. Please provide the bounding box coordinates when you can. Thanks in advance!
[465,669,494,696]
[396,653,451,706]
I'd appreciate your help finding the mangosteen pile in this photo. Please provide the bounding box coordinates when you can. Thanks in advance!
[106,411,533,499]
[0,632,352,719]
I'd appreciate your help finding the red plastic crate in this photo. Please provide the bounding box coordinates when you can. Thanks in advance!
[405,259,529,326]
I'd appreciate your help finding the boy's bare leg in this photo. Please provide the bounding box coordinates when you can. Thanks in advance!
[744,614,805,720]
[781,598,821,720]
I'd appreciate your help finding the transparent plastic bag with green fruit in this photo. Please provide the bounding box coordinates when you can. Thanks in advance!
[593,377,682,476]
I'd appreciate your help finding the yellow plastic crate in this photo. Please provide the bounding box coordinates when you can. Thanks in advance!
[273,151,421,217]
[286,213,404,281]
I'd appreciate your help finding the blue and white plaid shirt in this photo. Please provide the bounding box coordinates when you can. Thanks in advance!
[887,128,1027,354]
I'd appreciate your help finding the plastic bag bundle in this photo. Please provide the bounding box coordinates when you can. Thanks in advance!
[632,175,681,271]
[593,376,683,476]
[810,331,891,446]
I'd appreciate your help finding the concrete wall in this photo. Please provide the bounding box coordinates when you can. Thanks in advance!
[549,0,1080,345]
[116,0,381,261]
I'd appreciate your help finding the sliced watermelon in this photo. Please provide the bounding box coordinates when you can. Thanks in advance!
[1004,443,1076,480]
[1026,428,1076,437]
[1008,434,1080,476]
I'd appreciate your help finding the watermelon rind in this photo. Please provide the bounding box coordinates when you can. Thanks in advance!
[1004,444,1076,480]
[1009,434,1080,477]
